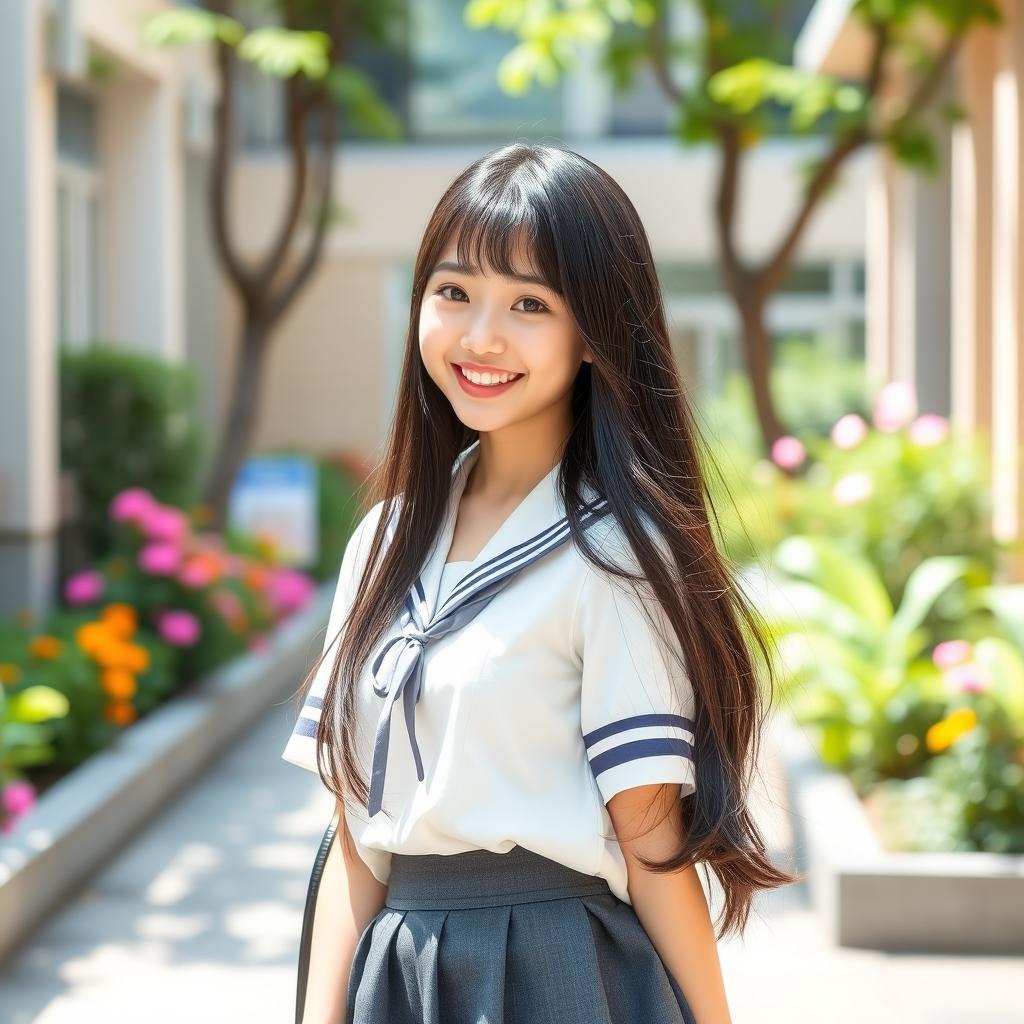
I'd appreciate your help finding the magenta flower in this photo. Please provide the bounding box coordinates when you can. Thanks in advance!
[2,779,36,816]
[770,436,806,470]
[944,661,991,694]
[831,413,868,450]
[142,505,189,544]
[873,381,917,432]
[157,610,201,647]
[832,472,874,506]
[64,569,104,605]
[909,414,949,447]
[110,487,157,525]
[932,639,972,670]
[138,542,183,576]
[267,569,316,613]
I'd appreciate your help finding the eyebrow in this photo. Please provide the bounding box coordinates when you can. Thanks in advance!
[429,260,553,290]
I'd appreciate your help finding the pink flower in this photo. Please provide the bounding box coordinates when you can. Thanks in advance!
[2,779,36,816]
[909,414,949,447]
[138,542,182,576]
[178,558,216,589]
[771,436,806,470]
[873,382,917,432]
[64,569,104,605]
[110,487,157,525]
[932,639,972,670]
[831,413,868,450]
[944,661,991,694]
[157,610,201,647]
[221,555,245,577]
[832,472,874,506]
[142,505,189,544]
[267,569,316,614]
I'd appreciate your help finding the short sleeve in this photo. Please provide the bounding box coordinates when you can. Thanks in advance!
[575,522,697,806]
[280,500,385,774]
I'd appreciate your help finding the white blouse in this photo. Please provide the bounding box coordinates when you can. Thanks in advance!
[281,439,697,906]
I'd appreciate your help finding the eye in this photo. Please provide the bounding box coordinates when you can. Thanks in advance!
[433,284,549,314]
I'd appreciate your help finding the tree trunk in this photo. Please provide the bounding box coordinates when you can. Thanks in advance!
[202,318,271,529]
[734,292,785,454]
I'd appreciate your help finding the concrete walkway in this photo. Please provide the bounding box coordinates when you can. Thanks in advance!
[0,703,1020,1023]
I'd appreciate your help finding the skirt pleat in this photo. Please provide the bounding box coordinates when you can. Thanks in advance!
[345,846,696,1024]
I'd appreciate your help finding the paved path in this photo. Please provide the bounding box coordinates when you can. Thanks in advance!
[0,704,1020,1023]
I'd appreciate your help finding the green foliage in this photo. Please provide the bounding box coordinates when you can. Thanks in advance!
[324,65,404,139]
[768,539,971,785]
[59,345,206,563]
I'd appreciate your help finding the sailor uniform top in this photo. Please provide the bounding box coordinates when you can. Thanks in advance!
[281,439,697,906]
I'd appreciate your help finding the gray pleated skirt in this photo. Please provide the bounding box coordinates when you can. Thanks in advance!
[345,844,696,1024]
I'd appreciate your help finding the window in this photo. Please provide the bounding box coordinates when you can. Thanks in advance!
[56,85,101,349]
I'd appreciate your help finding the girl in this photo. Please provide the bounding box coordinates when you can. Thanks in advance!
[282,141,793,1024]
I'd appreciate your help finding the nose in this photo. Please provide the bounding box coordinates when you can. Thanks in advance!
[460,304,509,354]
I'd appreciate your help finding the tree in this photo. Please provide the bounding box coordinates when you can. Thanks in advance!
[142,1,404,528]
[465,0,1000,452]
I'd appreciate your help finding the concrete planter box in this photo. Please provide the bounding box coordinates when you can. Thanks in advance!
[776,716,1024,954]
[0,579,334,967]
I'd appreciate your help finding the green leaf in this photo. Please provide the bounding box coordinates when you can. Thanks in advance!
[8,685,70,723]
[973,637,1024,722]
[141,10,244,49]
[885,556,970,666]
[237,27,331,80]
[324,65,404,139]
[775,536,894,630]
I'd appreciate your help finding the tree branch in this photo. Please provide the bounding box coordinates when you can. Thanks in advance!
[263,100,338,330]
[646,0,686,106]
[209,31,260,303]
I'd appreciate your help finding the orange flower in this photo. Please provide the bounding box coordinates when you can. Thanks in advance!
[0,663,21,685]
[244,565,270,591]
[76,621,111,656]
[926,708,978,753]
[101,603,137,638]
[103,701,137,726]
[101,669,137,700]
[30,635,63,660]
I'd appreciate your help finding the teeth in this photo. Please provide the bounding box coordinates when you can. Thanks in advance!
[459,366,520,386]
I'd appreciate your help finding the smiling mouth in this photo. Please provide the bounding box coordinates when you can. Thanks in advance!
[454,364,524,386]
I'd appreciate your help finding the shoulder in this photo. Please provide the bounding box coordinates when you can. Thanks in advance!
[579,505,671,584]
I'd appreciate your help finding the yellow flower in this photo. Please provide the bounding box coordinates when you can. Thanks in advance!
[926,708,978,753]
[29,635,63,660]
[0,663,21,685]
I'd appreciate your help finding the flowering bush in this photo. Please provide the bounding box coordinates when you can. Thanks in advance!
[66,486,317,680]
[711,382,996,604]
[767,535,1024,852]
[0,487,320,826]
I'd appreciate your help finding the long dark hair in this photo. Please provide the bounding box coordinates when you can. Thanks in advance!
[297,140,794,936]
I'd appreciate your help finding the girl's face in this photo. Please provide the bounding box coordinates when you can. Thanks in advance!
[418,235,592,433]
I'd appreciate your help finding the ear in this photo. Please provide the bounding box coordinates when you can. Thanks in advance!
[580,343,594,364]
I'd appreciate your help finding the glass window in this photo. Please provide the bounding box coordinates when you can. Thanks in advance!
[409,1,563,141]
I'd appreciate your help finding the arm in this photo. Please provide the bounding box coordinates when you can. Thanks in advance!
[302,800,388,1024]
[608,782,732,1024]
